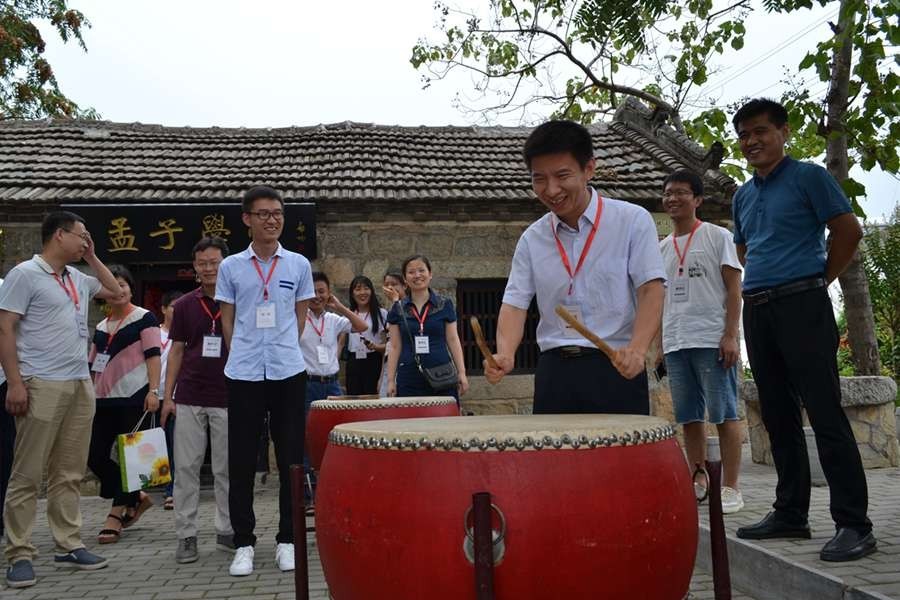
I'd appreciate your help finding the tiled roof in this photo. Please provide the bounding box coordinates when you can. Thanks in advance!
[0,116,734,208]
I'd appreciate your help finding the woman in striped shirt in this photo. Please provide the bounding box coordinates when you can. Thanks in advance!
[87,265,162,544]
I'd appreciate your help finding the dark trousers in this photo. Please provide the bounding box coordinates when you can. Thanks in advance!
[87,404,144,507]
[227,372,306,548]
[396,364,459,402]
[345,352,382,395]
[534,350,649,414]
[744,286,870,531]
[0,382,12,536]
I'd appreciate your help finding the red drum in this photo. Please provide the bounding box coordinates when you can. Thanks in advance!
[316,415,697,600]
[305,397,459,472]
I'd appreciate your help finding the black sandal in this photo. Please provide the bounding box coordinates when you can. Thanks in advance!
[98,513,123,544]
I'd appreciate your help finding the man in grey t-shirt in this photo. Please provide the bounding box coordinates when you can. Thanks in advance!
[0,211,124,588]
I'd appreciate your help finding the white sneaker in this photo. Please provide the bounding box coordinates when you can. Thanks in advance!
[275,542,295,572]
[229,546,254,577]
[721,486,745,514]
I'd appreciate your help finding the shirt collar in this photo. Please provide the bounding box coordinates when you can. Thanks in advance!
[552,187,599,233]
[32,254,68,277]
[402,289,437,310]
[752,155,794,187]
[246,242,285,262]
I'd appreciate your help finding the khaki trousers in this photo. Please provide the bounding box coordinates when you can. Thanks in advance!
[4,378,95,562]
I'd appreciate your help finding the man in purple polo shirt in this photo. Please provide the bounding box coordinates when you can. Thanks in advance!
[161,237,232,564]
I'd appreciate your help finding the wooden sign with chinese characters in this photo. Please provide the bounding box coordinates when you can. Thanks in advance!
[60,203,317,263]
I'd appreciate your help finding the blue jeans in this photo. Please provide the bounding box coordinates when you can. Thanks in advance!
[665,348,738,425]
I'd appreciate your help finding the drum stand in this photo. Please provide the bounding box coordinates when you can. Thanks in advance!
[472,491,497,600]
[291,464,310,600]
[706,460,732,600]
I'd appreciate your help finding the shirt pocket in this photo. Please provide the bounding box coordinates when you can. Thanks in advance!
[584,257,629,316]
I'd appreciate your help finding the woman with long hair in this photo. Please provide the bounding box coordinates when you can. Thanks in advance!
[345,275,388,395]
[386,255,468,401]
[378,270,406,397]
[87,265,162,544]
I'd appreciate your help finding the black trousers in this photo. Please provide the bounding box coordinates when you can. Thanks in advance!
[0,382,12,536]
[744,286,871,531]
[534,350,649,415]
[345,352,382,395]
[227,372,306,548]
[87,404,144,507]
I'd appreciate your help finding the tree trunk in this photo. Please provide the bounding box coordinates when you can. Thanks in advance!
[827,0,882,375]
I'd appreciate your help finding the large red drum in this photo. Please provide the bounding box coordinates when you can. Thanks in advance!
[316,415,697,600]
[305,397,459,472]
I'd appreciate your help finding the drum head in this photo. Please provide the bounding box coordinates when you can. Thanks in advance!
[329,414,674,451]
[311,396,458,411]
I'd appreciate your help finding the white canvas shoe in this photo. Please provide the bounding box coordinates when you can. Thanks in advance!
[275,543,295,572]
[721,486,745,514]
[229,546,254,577]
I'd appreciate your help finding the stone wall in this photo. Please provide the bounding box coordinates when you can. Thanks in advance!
[744,376,899,469]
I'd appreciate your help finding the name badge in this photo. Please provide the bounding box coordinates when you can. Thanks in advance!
[76,312,88,338]
[354,349,367,359]
[202,335,222,358]
[414,335,430,354]
[560,303,584,339]
[316,345,329,365]
[92,352,110,373]
[672,279,689,303]
[256,303,276,328]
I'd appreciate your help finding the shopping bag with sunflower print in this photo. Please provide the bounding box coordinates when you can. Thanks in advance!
[117,411,172,492]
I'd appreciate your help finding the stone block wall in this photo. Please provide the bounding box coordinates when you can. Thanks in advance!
[744,376,899,469]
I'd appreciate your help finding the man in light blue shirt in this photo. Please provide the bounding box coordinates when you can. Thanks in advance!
[216,186,314,578]
[485,120,666,414]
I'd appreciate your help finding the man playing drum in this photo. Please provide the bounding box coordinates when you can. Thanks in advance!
[485,120,666,414]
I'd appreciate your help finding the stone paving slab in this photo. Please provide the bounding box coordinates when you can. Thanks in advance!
[3,480,765,600]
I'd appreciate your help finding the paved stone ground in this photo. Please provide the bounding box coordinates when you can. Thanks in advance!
[699,445,900,599]
[3,477,762,600]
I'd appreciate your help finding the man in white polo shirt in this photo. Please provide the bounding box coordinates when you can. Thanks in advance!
[485,120,666,414]
[216,186,315,577]
[0,211,124,588]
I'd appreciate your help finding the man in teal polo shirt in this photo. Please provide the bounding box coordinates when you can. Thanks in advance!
[730,98,874,562]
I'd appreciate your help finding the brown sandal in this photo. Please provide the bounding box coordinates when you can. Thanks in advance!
[122,492,154,529]
[98,513,123,544]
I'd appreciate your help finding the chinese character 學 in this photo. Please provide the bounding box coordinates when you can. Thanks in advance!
[201,213,231,240]
[150,218,184,250]
[108,217,138,252]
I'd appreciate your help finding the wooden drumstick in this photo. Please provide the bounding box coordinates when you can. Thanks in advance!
[554,305,617,361]
[469,316,500,371]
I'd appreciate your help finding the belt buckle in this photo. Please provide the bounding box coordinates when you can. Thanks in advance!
[560,346,581,358]
[746,290,769,305]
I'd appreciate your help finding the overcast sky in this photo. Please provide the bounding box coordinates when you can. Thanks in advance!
[39,0,897,221]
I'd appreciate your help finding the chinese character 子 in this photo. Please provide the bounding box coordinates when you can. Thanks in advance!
[150,218,184,250]
[201,214,231,240]
[108,217,138,252]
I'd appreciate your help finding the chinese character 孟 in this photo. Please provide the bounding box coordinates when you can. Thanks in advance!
[108,217,138,252]
[150,218,184,250]
[201,213,231,240]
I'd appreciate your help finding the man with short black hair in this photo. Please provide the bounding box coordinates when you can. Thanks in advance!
[485,120,666,414]
[216,186,315,576]
[729,98,875,561]
[0,211,124,588]
[162,237,233,564]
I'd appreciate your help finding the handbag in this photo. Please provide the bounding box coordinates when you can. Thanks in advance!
[115,411,172,492]
[399,300,459,391]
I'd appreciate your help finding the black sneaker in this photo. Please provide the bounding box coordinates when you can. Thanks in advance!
[6,559,36,588]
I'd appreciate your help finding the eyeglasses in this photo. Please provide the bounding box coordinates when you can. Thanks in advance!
[662,190,696,200]
[246,210,284,221]
[61,229,91,241]
[195,260,221,269]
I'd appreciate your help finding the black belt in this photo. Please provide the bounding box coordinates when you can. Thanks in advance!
[308,374,338,384]
[543,345,602,358]
[742,277,826,306]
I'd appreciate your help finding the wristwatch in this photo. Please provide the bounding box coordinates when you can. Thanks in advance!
[149,388,160,397]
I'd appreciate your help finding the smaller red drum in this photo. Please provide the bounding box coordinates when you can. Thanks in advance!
[305,397,459,472]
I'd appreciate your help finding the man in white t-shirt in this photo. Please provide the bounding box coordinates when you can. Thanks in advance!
[658,170,744,514]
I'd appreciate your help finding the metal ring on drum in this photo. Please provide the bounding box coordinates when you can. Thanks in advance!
[315,414,698,600]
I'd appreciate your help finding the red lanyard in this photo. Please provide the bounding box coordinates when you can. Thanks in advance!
[252,256,279,301]
[198,296,221,334]
[673,220,702,276]
[307,312,326,340]
[161,338,170,351]
[104,304,135,351]
[53,271,79,310]
[551,195,603,295]
[411,304,430,335]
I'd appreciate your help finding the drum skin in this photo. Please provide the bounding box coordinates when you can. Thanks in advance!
[305,399,460,471]
[316,417,698,600]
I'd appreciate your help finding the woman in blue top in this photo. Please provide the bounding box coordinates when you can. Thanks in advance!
[386,255,468,401]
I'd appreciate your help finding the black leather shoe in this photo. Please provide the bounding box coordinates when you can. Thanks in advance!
[820,528,877,562]
[736,511,811,540]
